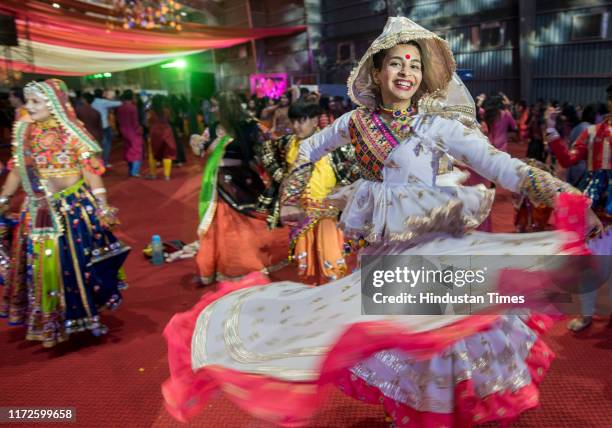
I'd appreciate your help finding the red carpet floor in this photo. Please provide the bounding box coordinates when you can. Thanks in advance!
[0,143,610,428]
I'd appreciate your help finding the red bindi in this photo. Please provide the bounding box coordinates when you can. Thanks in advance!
[405,54,411,60]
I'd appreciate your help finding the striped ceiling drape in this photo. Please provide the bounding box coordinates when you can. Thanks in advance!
[0,1,305,76]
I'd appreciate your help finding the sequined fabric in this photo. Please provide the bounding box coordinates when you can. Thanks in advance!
[0,182,128,347]
[350,314,537,413]
[9,119,105,178]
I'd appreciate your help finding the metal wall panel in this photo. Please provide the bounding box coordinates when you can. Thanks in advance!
[265,0,306,26]
[454,49,515,78]
[318,0,387,84]
[465,79,518,98]
[533,78,610,104]
[390,0,512,20]
[531,4,612,103]
[211,0,612,103]
[324,15,388,39]
[534,42,612,76]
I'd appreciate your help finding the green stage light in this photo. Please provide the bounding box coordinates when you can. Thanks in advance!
[88,73,112,79]
[161,59,187,69]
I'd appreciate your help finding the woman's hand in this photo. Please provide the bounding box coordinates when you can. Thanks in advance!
[280,205,305,227]
[587,208,603,238]
[544,106,559,130]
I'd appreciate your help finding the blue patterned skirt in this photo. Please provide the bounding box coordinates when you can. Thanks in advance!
[581,169,612,222]
[0,180,130,347]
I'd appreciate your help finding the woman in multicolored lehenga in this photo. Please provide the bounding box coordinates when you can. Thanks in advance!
[163,18,601,427]
[257,101,359,284]
[191,91,288,285]
[0,79,129,348]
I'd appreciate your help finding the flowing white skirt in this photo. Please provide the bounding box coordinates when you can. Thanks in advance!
[164,223,587,427]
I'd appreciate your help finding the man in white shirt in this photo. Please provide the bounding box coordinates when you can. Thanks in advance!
[92,88,122,167]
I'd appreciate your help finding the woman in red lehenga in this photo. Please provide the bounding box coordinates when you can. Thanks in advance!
[191,91,288,285]
[163,18,602,427]
[147,95,177,180]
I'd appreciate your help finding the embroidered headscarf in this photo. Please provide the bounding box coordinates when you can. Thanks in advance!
[24,79,101,153]
[347,16,456,111]
[349,18,480,128]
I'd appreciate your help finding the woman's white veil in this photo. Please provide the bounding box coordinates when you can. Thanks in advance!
[418,73,480,129]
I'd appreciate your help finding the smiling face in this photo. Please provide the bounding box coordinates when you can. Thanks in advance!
[372,43,423,110]
[25,93,52,122]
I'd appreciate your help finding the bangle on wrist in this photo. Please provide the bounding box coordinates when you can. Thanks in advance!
[92,188,107,196]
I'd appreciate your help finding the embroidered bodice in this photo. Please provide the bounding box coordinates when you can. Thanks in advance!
[301,108,527,190]
[10,118,105,178]
[284,108,578,243]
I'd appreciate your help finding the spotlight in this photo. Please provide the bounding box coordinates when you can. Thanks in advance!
[161,59,187,69]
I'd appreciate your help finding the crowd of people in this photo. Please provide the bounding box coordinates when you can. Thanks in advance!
[0,15,610,428]
[163,17,610,428]
[0,87,200,181]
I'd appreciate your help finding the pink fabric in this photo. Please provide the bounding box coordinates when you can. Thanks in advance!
[116,102,144,162]
[162,194,590,427]
[489,110,517,152]
[163,286,556,427]
[163,273,505,426]
[518,110,530,143]
[497,194,592,315]
[336,336,554,428]
[554,193,591,254]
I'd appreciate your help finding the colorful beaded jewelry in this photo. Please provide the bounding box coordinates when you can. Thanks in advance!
[519,166,582,208]
[379,105,416,135]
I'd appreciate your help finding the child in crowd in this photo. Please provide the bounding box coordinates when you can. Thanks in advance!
[257,102,359,284]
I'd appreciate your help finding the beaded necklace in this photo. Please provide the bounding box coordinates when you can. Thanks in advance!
[378,105,416,137]
[34,117,59,131]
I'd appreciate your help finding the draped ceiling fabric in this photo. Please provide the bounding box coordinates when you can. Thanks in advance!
[0,1,306,76]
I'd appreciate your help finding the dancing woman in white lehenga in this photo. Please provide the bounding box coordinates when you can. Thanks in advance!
[162,17,600,427]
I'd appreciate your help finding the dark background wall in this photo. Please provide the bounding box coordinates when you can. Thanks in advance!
[313,0,611,104]
[18,0,606,105]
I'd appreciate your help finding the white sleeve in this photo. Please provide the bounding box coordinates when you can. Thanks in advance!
[103,99,123,108]
[434,118,527,192]
[298,111,353,162]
